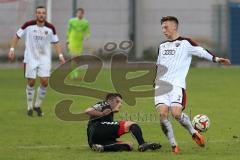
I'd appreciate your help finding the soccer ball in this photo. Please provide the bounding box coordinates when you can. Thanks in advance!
[192,114,210,132]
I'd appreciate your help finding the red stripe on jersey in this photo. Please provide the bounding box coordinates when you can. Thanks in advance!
[23,63,26,78]
[179,37,199,46]
[181,88,187,109]
[205,48,216,57]
[180,37,216,58]
[45,21,57,35]
[21,20,37,29]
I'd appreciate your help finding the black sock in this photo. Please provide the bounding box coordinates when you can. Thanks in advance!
[103,143,131,152]
[129,124,145,145]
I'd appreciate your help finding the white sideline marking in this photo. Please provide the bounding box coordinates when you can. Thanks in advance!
[8,139,240,149]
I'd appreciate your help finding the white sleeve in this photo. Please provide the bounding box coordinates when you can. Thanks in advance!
[50,25,59,43]
[51,34,59,43]
[187,41,215,62]
[16,28,26,38]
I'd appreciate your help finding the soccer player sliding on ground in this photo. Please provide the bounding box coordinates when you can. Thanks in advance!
[85,93,161,152]
[8,6,65,117]
[154,16,231,154]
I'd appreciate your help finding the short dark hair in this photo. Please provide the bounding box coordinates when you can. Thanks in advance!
[105,93,122,101]
[76,8,84,13]
[36,6,46,10]
[161,16,179,25]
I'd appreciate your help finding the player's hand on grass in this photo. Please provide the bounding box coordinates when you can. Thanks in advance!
[8,48,15,61]
[102,109,112,116]
[59,54,66,64]
[215,57,231,65]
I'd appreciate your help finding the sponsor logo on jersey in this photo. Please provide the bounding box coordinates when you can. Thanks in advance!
[101,122,118,125]
[175,42,180,47]
[177,95,182,101]
[163,49,176,55]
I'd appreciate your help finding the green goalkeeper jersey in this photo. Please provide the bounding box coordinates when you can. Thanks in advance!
[67,17,90,55]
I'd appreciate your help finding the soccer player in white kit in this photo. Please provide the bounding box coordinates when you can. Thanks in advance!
[8,6,65,117]
[155,16,231,154]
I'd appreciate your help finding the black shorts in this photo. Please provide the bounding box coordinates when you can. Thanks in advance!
[87,120,126,147]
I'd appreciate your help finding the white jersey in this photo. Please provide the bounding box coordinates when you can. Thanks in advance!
[16,20,59,66]
[156,37,216,89]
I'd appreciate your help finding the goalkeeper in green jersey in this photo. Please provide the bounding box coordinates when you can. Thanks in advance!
[67,8,90,80]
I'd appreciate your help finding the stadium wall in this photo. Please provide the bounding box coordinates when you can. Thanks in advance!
[0,0,233,59]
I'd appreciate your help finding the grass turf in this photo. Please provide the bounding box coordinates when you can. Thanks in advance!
[0,67,240,160]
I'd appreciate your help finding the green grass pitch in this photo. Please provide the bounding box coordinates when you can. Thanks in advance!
[0,67,240,160]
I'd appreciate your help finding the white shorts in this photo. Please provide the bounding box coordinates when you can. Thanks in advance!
[155,85,186,108]
[24,63,51,79]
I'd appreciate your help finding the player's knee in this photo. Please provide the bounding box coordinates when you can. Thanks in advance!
[124,121,136,132]
[41,82,48,87]
[40,79,48,87]
[27,80,35,87]
[172,113,182,121]
[157,106,169,120]
[160,112,168,120]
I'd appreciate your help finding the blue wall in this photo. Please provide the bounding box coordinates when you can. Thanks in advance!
[228,2,240,64]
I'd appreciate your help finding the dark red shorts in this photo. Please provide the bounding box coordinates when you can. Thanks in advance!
[117,120,126,136]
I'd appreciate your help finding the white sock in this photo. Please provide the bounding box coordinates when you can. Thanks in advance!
[26,85,35,110]
[178,112,197,135]
[35,86,47,108]
[160,119,177,147]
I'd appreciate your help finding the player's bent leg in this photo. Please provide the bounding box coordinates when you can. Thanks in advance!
[157,104,178,149]
[122,121,161,152]
[123,121,136,133]
[123,121,145,145]
[171,105,197,135]
[119,141,134,150]
[92,141,133,152]
[88,122,133,152]
[127,122,145,145]
[26,78,36,117]
[104,141,133,152]
[171,105,205,147]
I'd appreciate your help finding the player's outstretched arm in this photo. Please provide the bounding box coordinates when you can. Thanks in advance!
[8,35,20,61]
[187,39,231,65]
[52,42,66,64]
